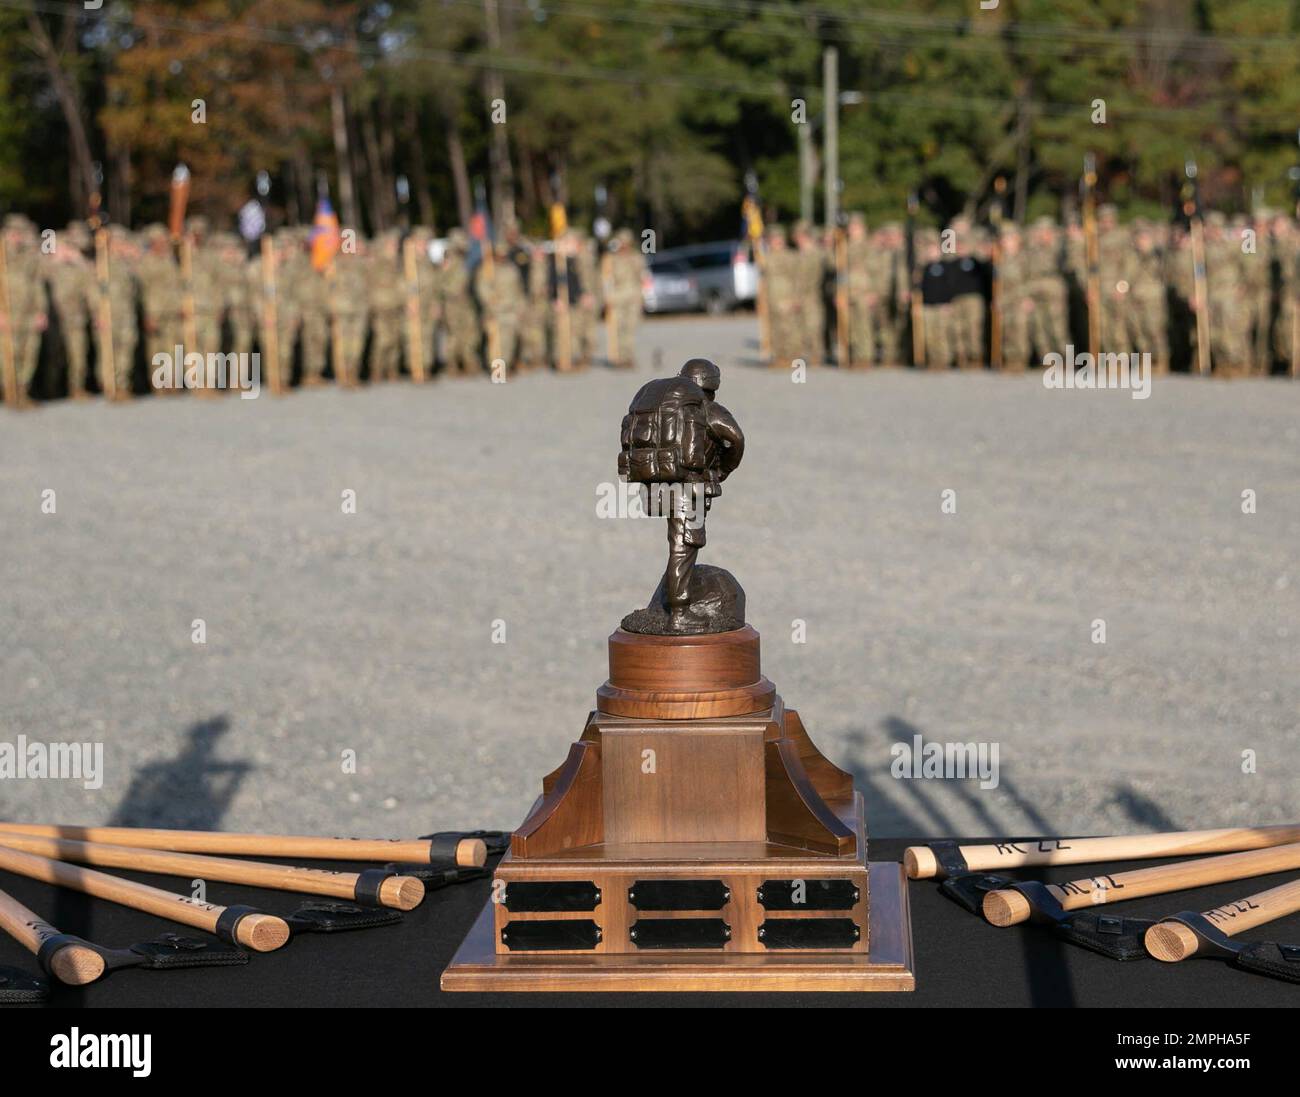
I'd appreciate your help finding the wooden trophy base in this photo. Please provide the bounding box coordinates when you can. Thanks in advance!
[442,626,915,993]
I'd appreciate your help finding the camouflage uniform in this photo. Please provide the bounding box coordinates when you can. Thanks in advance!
[1097,206,1129,348]
[474,243,524,373]
[92,227,139,397]
[272,231,306,387]
[368,234,405,381]
[763,226,801,366]
[1025,218,1069,361]
[1122,223,1168,371]
[136,225,183,391]
[868,223,906,366]
[185,218,223,358]
[996,225,1031,372]
[917,230,952,370]
[603,229,644,368]
[48,224,95,397]
[1272,216,1298,373]
[330,246,370,385]
[2,216,50,403]
[519,241,549,369]
[1204,213,1250,376]
[791,221,825,366]
[300,259,331,385]
[438,231,479,375]
[216,233,256,357]
[844,215,874,366]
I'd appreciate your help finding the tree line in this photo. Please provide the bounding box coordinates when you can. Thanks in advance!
[2,0,1298,243]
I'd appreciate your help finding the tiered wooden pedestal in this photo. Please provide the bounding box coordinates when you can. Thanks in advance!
[442,626,914,991]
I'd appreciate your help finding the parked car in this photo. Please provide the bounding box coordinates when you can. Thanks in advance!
[642,241,757,314]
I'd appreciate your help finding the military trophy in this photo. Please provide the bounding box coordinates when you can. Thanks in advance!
[443,360,914,990]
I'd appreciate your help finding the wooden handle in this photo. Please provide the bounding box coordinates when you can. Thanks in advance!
[0,831,424,911]
[0,823,485,868]
[1145,876,1300,962]
[983,841,1300,927]
[0,844,289,952]
[904,824,1300,879]
[0,886,105,985]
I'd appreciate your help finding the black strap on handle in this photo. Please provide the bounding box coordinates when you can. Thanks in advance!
[927,840,970,879]
[420,830,510,862]
[939,872,1013,914]
[37,931,248,976]
[353,867,393,906]
[214,904,260,945]
[1164,910,1300,984]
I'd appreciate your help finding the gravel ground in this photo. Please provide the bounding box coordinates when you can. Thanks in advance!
[2,314,1297,841]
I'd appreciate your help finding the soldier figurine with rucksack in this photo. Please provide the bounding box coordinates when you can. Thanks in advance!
[617,358,745,634]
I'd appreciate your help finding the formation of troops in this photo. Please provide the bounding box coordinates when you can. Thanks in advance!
[4,199,1299,407]
[0,213,648,406]
[763,206,1300,377]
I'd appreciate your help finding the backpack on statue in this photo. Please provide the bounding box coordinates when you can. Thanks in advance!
[618,376,716,483]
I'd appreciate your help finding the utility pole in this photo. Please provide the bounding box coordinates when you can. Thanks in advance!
[483,0,516,231]
[823,46,839,230]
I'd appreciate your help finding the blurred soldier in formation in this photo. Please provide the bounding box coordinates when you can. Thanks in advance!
[1096,204,1128,346]
[551,230,597,369]
[136,225,181,392]
[474,239,524,374]
[1122,221,1169,372]
[946,218,987,369]
[330,242,370,385]
[216,232,256,357]
[791,221,825,366]
[996,223,1031,372]
[1,216,47,407]
[299,244,331,385]
[1243,210,1273,375]
[1025,218,1069,360]
[763,224,799,365]
[367,233,405,382]
[868,222,906,366]
[916,228,952,370]
[93,226,139,398]
[844,214,874,367]
[519,236,550,371]
[186,217,223,356]
[603,228,644,369]
[273,229,306,386]
[1203,212,1250,376]
[1272,213,1298,374]
[47,222,94,399]
[440,229,479,375]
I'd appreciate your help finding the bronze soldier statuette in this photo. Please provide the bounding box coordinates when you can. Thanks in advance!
[618,358,746,635]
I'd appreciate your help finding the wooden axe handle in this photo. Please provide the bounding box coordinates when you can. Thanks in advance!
[1146,876,1300,962]
[0,823,485,868]
[0,844,288,952]
[0,886,105,985]
[905,824,1300,879]
[983,841,1300,926]
[0,832,423,911]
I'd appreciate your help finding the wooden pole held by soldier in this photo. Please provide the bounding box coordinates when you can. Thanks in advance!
[0,236,19,407]
[905,823,1300,879]
[834,227,849,368]
[1081,154,1101,360]
[480,241,502,371]
[1184,162,1212,377]
[755,238,771,361]
[179,235,206,394]
[982,841,1300,927]
[601,249,618,367]
[0,843,290,952]
[1145,876,1300,962]
[402,236,427,383]
[260,235,282,395]
[906,192,925,367]
[93,228,118,402]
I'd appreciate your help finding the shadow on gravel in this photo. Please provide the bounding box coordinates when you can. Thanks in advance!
[45,715,251,1005]
[843,714,1078,1007]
